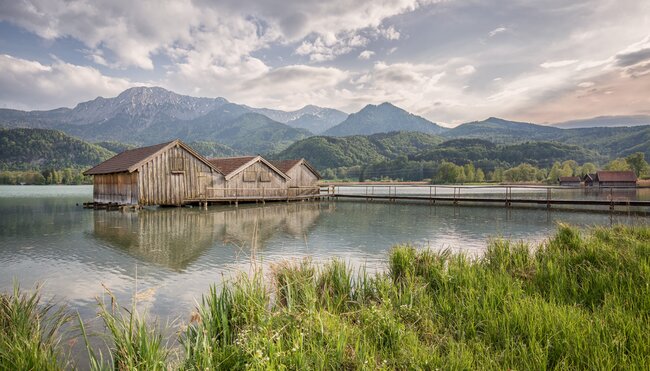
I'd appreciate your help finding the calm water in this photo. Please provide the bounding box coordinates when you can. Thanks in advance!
[1,185,648,322]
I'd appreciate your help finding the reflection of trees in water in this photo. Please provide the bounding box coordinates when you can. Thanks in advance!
[92,203,323,270]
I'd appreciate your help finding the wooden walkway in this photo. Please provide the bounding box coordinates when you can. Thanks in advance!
[322,185,650,211]
[186,186,321,207]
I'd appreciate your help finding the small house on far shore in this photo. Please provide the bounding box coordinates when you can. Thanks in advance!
[558,176,581,186]
[207,156,290,198]
[271,159,322,189]
[583,173,597,187]
[593,170,637,187]
[83,140,224,206]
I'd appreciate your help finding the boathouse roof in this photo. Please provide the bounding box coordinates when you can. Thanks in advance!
[83,139,222,175]
[558,176,581,182]
[595,171,637,182]
[271,159,322,179]
[208,155,290,181]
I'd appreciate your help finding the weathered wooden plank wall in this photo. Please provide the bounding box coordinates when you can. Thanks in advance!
[224,161,287,197]
[137,144,223,205]
[285,164,319,188]
[93,172,139,204]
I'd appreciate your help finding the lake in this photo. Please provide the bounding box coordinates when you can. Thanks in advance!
[0,185,648,322]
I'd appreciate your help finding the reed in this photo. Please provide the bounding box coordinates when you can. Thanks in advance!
[80,286,172,370]
[0,283,72,371]
[2,224,648,369]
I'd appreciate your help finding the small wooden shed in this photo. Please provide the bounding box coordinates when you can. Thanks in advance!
[558,176,581,186]
[583,173,597,187]
[271,158,322,196]
[271,159,321,188]
[594,171,637,187]
[84,140,224,206]
[207,156,290,198]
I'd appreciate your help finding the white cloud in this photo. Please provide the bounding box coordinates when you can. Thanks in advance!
[0,0,438,69]
[488,27,507,37]
[577,81,595,88]
[358,50,375,60]
[378,26,401,40]
[455,65,476,76]
[295,32,369,62]
[0,54,133,110]
[540,60,579,68]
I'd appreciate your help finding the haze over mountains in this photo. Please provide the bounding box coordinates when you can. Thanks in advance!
[1,86,649,165]
[551,115,650,129]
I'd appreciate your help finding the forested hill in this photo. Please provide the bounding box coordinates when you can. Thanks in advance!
[274,134,606,173]
[413,139,605,169]
[0,128,115,170]
[270,132,443,169]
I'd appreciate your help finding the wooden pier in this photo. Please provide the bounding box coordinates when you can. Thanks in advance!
[185,186,321,207]
[321,184,650,212]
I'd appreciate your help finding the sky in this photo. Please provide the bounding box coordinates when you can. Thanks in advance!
[0,0,649,125]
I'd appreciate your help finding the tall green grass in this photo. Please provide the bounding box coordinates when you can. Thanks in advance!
[0,283,72,370]
[2,224,649,369]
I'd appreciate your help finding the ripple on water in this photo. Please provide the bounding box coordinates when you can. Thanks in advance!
[1,186,648,322]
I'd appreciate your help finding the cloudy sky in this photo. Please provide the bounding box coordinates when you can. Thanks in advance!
[0,0,649,125]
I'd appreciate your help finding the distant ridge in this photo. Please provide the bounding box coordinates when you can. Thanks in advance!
[323,102,446,136]
[551,115,650,129]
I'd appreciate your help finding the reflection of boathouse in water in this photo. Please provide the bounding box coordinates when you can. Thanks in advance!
[92,203,324,270]
[83,140,321,207]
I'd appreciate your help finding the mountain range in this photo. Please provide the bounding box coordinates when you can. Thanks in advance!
[1,86,649,170]
[0,87,343,153]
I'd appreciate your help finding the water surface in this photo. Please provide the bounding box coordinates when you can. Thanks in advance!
[0,185,647,322]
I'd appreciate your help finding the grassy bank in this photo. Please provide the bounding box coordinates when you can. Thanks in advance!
[2,224,649,369]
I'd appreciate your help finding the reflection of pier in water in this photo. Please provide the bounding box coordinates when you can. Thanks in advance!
[92,203,323,270]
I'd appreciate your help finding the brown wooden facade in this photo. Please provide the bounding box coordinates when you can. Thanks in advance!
[137,144,223,205]
[207,156,290,199]
[85,140,224,206]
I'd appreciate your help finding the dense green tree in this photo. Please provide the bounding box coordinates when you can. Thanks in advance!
[435,161,463,184]
[475,168,485,182]
[625,152,649,177]
[605,158,631,171]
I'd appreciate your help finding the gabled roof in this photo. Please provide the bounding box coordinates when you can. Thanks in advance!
[583,173,597,181]
[83,139,223,175]
[208,156,256,177]
[208,155,290,181]
[596,171,637,182]
[271,159,322,179]
[558,176,581,182]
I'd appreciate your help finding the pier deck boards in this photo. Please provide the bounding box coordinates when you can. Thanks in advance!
[328,193,650,208]
[322,184,650,211]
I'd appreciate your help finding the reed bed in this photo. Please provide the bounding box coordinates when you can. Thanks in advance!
[2,224,649,369]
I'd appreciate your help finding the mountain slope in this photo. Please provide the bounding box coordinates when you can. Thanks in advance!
[415,139,604,169]
[0,128,115,170]
[248,104,347,132]
[443,117,564,142]
[323,103,445,136]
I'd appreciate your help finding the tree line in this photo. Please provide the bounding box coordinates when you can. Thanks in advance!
[320,152,649,184]
[0,168,91,185]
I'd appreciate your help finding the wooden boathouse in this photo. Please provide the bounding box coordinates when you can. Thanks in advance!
[206,156,290,199]
[84,141,322,207]
[83,140,224,206]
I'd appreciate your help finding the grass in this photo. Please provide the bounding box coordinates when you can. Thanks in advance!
[0,283,72,370]
[1,224,649,369]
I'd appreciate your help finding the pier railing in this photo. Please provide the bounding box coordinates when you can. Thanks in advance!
[319,184,649,211]
[203,186,320,200]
